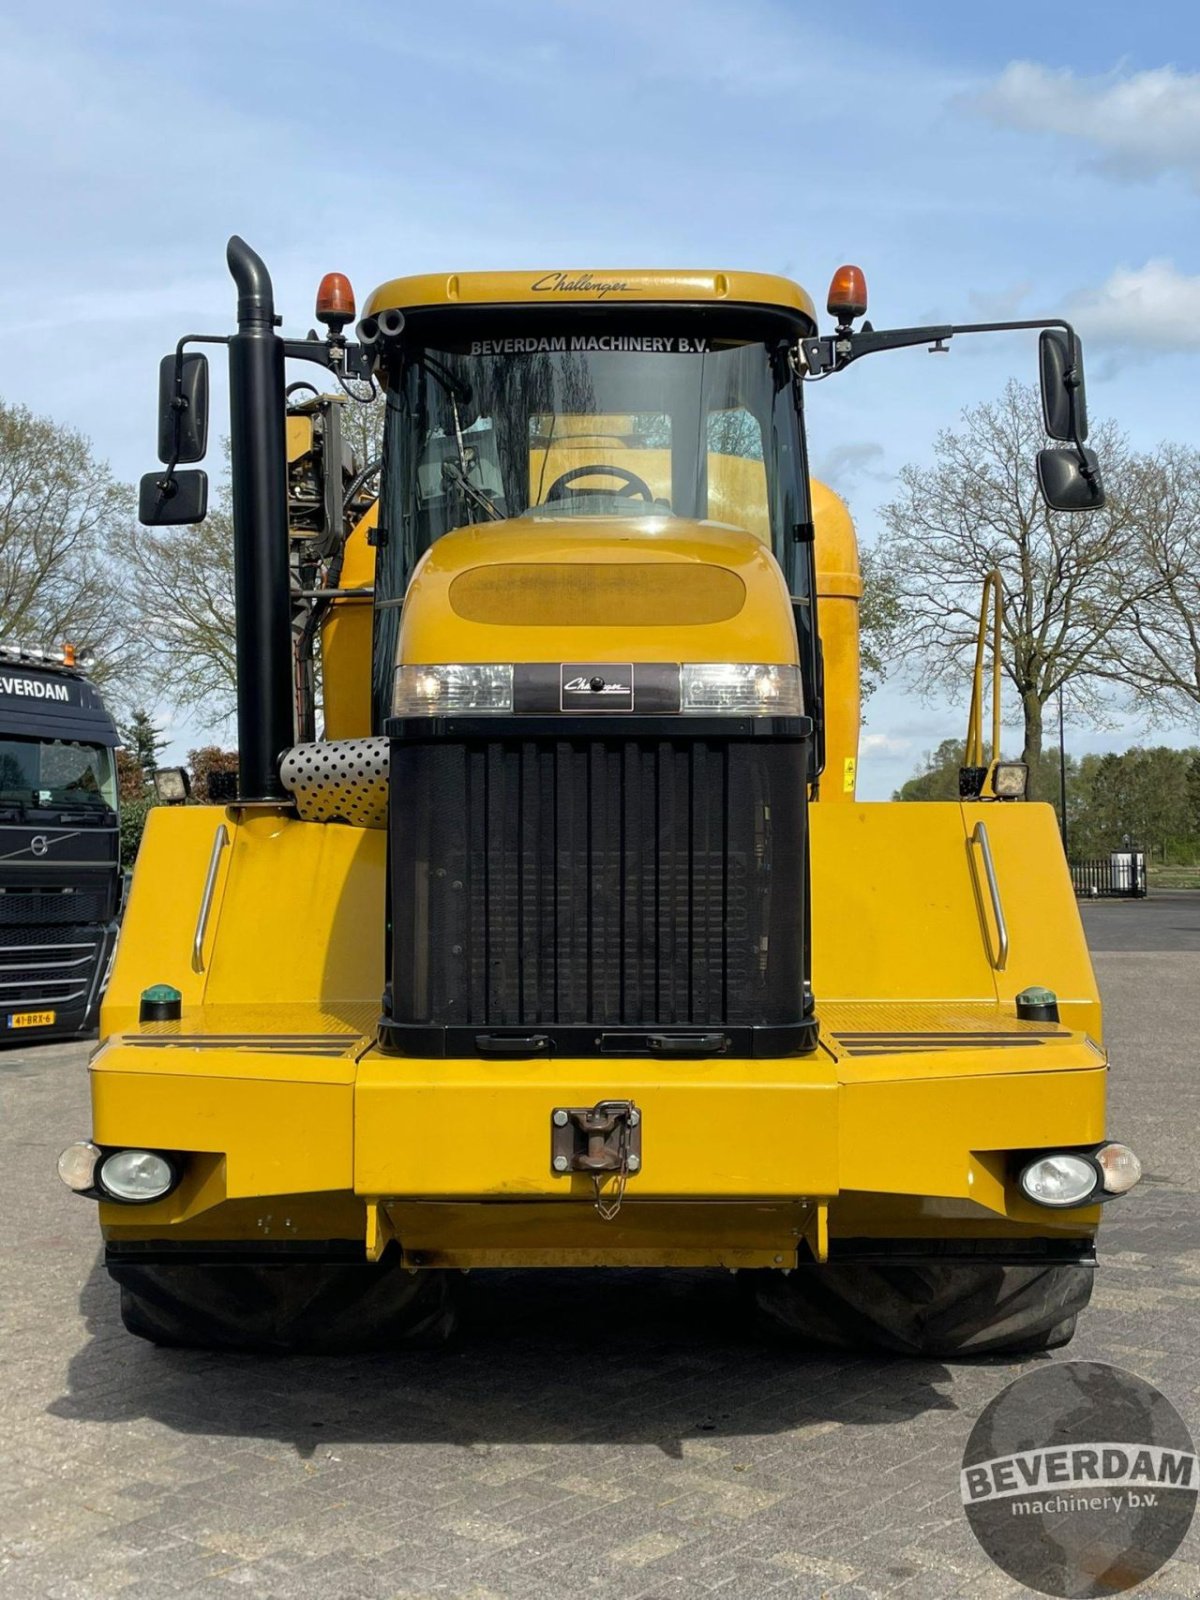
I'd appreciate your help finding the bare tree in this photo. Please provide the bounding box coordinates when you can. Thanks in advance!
[859,545,902,705]
[0,399,143,692]
[131,472,238,724]
[1117,444,1200,726]
[131,388,383,728]
[871,381,1137,794]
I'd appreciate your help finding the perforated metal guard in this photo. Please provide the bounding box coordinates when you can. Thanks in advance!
[280,738,389,828]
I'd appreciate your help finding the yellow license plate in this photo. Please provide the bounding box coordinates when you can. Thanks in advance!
[8,1010,56,1029]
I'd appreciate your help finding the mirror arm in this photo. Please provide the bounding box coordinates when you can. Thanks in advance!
[281,336,371,381]
[802,315,1094,477]
[162,334,228,477]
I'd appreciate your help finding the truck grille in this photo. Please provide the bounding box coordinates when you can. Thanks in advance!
[0,888,110,925]
[387,730,808,1052]
[0,924,105,1008]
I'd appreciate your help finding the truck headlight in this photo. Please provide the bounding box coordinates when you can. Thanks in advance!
[97,1149,178,1204]
[393,664,513,716]
[1018,1152,1100,1208]
[681,663,803,716]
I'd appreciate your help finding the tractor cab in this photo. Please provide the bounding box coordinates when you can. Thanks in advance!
[358,274,822,737]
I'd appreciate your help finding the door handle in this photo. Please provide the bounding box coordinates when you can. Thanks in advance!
[192,823,230,973]
[970,820,1009,971]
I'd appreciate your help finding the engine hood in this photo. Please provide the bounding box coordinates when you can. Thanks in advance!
[397,515,798,666]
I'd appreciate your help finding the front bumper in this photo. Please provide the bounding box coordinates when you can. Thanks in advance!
[86,1021,1109,1265]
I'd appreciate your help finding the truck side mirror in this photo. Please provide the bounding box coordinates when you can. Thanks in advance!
[1037,447,1104,512]
[139,469,209,526]
[157,352,210,464]
[1039,329,1088,443]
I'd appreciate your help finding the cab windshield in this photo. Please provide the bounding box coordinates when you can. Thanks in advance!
[377,317,809,591]
[0,738,117,813]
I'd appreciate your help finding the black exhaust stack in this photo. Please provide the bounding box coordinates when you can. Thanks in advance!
[226,236,292,804]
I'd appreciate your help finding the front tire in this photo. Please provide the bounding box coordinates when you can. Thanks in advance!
[754,1260,1093,1357]
[110,1255,457,1353]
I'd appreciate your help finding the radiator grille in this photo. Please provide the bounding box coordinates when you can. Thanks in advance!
[390,734,806,1031]
[0,888,111,926]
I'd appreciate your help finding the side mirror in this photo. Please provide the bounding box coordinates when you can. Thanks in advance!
[1039,329,1088,443]
[139,469,209,526]
[157,352,209,464]
[1037,447,1105,513]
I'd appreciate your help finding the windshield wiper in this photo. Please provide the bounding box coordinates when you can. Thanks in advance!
[441,461,503,523]
[419,356,503,523]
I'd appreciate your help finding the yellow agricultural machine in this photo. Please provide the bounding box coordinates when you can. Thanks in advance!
[58,242,1143,1354]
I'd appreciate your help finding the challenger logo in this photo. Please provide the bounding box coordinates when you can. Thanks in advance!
[562,677,631,695]
[560,664,634,712]
[530,272,632,299]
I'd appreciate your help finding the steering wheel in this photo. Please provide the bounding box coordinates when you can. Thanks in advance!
[544,464,655,502]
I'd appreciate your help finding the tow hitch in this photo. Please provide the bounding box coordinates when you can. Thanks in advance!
[551,1100,642,1220]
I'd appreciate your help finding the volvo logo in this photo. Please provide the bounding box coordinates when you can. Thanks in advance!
[30,835,49,857]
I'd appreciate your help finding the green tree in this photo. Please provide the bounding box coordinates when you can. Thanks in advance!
[119,798,158,866]
[116,747,148,804]
[1069,747,1199,861]
[871,382,1136,797]
[188,745,239,803]
[893,738,969,802]
[894,736,1078,829]
[120,709,167,779]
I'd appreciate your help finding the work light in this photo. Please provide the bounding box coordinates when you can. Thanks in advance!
[1018,1152,1099,1208]
[96,1149,178,1204]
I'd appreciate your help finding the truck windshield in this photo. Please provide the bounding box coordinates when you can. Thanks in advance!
[377,321,809,599]
[0,738,117,812]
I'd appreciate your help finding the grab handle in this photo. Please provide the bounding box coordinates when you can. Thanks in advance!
[192,823,230,973]
[971,820,1009,971]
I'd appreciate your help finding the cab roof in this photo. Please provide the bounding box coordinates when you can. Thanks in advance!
[363,269,816,325]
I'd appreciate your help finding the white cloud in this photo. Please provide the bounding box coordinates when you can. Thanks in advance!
[971,62,1200,188]
[860,732,913,757]
[816,441,887,492]
[1067,259,1200,351]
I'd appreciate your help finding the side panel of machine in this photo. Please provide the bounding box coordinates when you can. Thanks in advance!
[810,801,1100,1035]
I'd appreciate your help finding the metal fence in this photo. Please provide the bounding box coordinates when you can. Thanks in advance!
[1070,852,1148,899]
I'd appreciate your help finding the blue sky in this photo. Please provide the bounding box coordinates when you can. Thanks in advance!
[2,0,1197,791]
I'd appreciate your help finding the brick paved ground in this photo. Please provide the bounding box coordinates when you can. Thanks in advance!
[2,924,1198,1598]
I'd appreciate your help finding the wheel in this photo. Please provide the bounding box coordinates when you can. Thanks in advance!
[753,1261,1093,1357]
[110,1255,457,1353]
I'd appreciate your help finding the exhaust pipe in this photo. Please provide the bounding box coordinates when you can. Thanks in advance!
[226,235,292,804]
[356,307,403,349]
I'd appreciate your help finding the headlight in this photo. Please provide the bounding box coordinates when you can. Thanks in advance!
[1018,1152,1099,1208]
[97,1149,177,1204]
[393,663,513,716]
[681,663,803,716]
